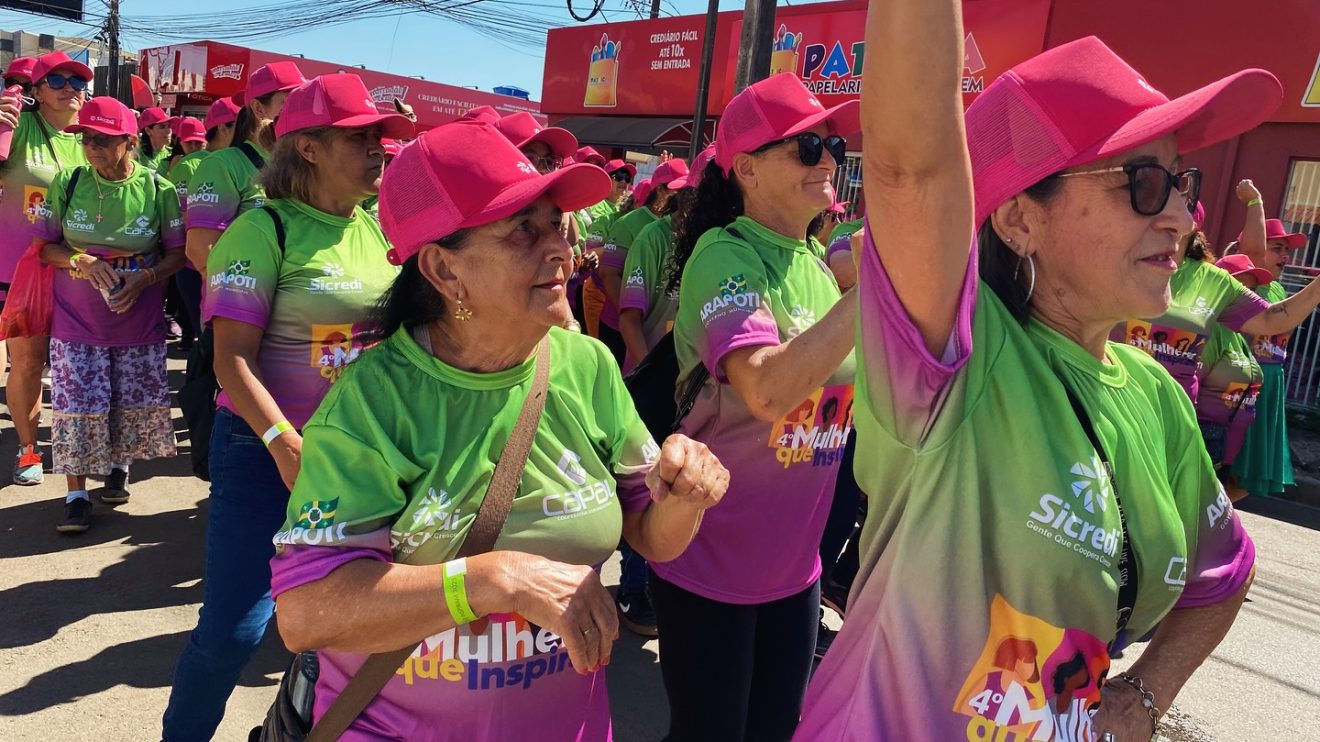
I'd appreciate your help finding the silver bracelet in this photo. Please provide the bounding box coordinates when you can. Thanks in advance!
[1114,671,1163,724]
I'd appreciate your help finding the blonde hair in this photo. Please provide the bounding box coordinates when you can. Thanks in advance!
[258,126,336,202]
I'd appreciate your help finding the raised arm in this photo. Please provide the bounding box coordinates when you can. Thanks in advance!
[1235,179,1267,259]
[862,0,974,354]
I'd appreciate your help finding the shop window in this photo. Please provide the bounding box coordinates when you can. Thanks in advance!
[1283,159,1320,272]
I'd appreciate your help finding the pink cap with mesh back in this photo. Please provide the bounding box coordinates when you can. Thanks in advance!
[651,158,688,188]
[681,145,716,190]
[378,120,611,265]
[631,178,654,206]
[605,159,636,178]
[175,117,207,143]
[495,112,578,158]
[138,107,178,131]
[714,72,859,175]
[234,61,305,105]
[968,36,1282,227]
[31,51,92,83]
[64,97,136,137]
[461,105,501,124]
[205,96,241,130]
[4,56,36,83]
[574,146,606,167]
[274,74,415,139]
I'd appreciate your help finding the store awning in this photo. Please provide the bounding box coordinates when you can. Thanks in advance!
[555,116,716,153]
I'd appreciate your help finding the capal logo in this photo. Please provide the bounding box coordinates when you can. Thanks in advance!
[1025,460,1121,567]
[211,259,257,290]
[124,214,157,237]
[1188,296,1214,318]
[211,63,244,81]
[557,449,588,486]
[369,85,408,104]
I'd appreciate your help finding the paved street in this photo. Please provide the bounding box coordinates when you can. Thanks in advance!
[1,353,1318,741]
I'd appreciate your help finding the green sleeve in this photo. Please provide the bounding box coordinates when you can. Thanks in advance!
[281,421,410,542]
[204,210,283,328]
[34,167,72,242]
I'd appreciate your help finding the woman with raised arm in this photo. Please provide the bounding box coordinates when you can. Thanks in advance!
[794,2,1281,740]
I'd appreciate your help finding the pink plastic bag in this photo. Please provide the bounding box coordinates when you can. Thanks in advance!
[0,242,54,339]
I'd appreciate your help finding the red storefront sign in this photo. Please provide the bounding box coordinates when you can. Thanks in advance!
[541,0,1052,118]
[139,41,544,130]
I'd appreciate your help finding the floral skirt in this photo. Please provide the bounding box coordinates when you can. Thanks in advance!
[50,338,177,476]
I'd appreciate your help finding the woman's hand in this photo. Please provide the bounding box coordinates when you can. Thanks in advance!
[1236,179,1262,205]
[1091,681,1159,742]
[0,93,20,130]
[74,254,120,291]
[576,251,600,275]
[481,552,619,675]
[268,431,303,492]
[106,270,152,314]
[647,434,729,511]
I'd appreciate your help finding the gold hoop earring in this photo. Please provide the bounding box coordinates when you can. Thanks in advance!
[453,298,473,322]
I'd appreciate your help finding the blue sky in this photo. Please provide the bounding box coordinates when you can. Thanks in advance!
[0,0,806,99]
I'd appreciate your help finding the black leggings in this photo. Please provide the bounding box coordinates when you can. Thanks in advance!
[650,570,819,742]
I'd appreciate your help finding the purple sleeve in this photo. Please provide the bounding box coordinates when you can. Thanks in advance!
[1176,487,1256,608]
[270,533,392,600]
[1218,291,1269,332]
[619,285,649,313]
[856,224,976,443]
[701,307,779,384]
[600,241,628,271]
[616,471,651,514]
[826,236,852,260]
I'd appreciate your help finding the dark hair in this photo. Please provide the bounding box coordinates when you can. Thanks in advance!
[666,159,745,297]
[649,184,683,217]
[232,91,277,149]
[978,173,1064,323]
[366,230,473,341]
[141,129,160,158]
[168,138,185,162]
[1051,651,1090,695]
[807,212,826,242]
[205,125,221,144]
[1184,230,1213,262]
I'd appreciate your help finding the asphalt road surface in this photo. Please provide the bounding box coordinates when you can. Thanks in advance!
[1,355,1317,741]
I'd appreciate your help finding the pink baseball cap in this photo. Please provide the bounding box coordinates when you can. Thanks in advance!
[1237,218,1308,249]
[138,107,178,131]
[681,145,717,190]
[1192,201,1206,230]
[631,178,654,206]
[714,73,860,175]
[604,159,636,178]
[381,138,404,158]
[968,36,1283,226]
[274,74,415,139]
[461,105,501,124]
[574,146,606,167]
[495,112,578,159]
[31,51,93,84]
[378,120,611,265]
[4,56,36,83]
[651,159,689,188]
[65,97,137,137]
[1215,254,1274,285]
[205,96,241,130]
[235,61,305,105]
[175,117,206,144]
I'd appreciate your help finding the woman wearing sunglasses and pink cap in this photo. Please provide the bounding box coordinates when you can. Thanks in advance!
[136,106,178,175]
[162,72,412,741]
[795,2,1281,741]
[268,119,726,740]
[183,60,305,273]
[651,72,859,738]
[0,50,93,487]
[1230,186,1312,502]
[30,96,186,531]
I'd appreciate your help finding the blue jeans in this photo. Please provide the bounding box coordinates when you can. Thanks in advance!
[619,539,649,594]
[162,408,290,741]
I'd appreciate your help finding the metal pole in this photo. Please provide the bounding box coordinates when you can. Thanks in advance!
[689,0,719,162]
[106,0,121,102]
[649,0,661,19]
[733,0,775,93]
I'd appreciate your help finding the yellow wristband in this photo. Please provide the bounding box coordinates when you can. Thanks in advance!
[442,558,478,625]
[1248,198,1263,207]
[261,420,294,447]
[69,253,82,270]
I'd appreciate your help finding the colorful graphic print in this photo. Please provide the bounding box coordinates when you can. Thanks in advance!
[310,322,374,383]
[767,384,854,469]
[955,596,1109,742]
[1120,320,1206,368]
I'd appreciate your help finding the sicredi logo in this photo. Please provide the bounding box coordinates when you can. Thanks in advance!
[1025,460,1121,568]
[89,115,117,126]
[211,63,244,80]
[309,261,363,294]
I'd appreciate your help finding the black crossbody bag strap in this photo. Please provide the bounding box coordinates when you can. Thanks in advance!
[1063,386,1139,651]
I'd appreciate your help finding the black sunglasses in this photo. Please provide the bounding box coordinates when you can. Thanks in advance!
[1059,163,1202,217]
[82,133,127,149]
[755,132,847,167]
[611,171,633,184]
[42,73,89,92]
[529,154,564,173]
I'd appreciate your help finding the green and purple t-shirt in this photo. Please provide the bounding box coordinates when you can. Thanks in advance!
[1246,281,1290,366]
[659,215,855,603]
[618,214,678,353]
[794,228,1255,741]
[596,207,660,331]
[1111,258,1267,403]
[0,111,87,288]
[35,164,185,346]
[1195,323,1263,466]
[167,149,210,213]
[269,327,659,741]
[202,198,397,428]
[185,141,268,231]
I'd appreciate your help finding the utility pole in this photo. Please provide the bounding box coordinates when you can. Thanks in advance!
[649,0,660,19]
[688,0,719,162]
[733,0,776,93]
[106,0,121,101]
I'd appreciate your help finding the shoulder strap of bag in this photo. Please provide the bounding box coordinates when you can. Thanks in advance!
[1063,386,1139,651]
[63,165,85,207]
[238,141,265,171]
[261,205,287,254]
[307,339,552,742]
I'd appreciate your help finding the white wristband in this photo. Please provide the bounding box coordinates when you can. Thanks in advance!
[262,420,294,447]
